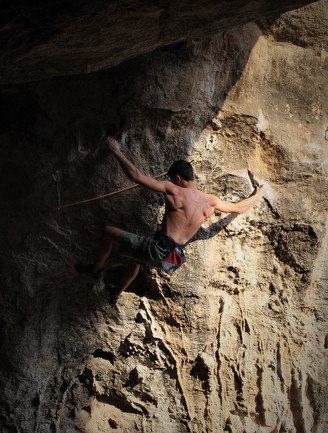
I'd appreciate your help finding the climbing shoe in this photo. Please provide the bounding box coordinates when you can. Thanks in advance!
[105,283,119,305]
[76,263,106,293]
[110,294,119,305]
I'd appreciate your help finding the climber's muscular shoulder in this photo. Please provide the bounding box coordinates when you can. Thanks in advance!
[164,187,215,224]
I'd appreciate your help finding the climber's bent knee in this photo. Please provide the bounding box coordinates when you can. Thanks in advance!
[103,226,123,244]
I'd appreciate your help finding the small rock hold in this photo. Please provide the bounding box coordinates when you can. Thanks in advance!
[211,118,222,130]
[108,418,118,429]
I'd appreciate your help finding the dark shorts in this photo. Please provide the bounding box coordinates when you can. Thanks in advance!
[118,231,188,272]
[118,231,174,266]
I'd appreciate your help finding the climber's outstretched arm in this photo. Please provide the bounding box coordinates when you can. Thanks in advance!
[105,136,172,193]
[209,185,266,214]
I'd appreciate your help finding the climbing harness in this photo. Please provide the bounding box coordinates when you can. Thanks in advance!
[4,137,216,232]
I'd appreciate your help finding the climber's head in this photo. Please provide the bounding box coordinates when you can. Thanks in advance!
[168,160,194,182]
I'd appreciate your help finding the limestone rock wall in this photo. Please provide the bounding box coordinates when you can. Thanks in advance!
[0,1,327,432]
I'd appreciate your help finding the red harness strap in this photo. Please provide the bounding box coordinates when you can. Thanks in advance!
[163,249,186,266]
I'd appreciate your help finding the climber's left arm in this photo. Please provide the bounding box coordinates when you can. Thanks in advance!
[208,185,266,214]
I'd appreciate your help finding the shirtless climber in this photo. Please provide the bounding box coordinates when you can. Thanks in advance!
[76,136,266,304]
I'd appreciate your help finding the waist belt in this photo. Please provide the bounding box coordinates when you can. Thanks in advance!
[154,231,176,252]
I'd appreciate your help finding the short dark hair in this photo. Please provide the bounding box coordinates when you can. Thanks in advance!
[168,159,194,181]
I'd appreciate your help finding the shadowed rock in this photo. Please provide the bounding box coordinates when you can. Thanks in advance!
[0,0,317,84]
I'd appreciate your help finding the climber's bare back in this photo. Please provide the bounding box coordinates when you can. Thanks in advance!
[161,183,215,244]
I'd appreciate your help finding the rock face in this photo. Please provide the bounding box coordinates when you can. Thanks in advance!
[1,1,328,433]
[0,0,317,84]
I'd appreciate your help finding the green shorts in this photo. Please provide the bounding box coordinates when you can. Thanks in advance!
[118,231,174,266]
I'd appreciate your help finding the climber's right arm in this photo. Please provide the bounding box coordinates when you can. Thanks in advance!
[105,136,173,194]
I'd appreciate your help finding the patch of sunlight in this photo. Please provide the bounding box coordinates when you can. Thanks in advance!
[256,109,268,132]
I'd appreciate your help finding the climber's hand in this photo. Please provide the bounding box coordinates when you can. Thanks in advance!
[105,136,120,153]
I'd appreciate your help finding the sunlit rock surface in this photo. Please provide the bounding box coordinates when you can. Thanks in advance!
[0,1,327,432]
[0,0,317,84]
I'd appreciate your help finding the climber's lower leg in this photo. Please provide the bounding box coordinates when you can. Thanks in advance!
[93,226,123,273]
[115,259,140,296]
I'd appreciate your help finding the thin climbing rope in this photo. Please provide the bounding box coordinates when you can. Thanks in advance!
[4,137,216,232]
[59,171,168,210]
[3,172,168,233]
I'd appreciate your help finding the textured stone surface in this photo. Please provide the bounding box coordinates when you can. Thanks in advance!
[1,1,328,432]
[0,0,317,84]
